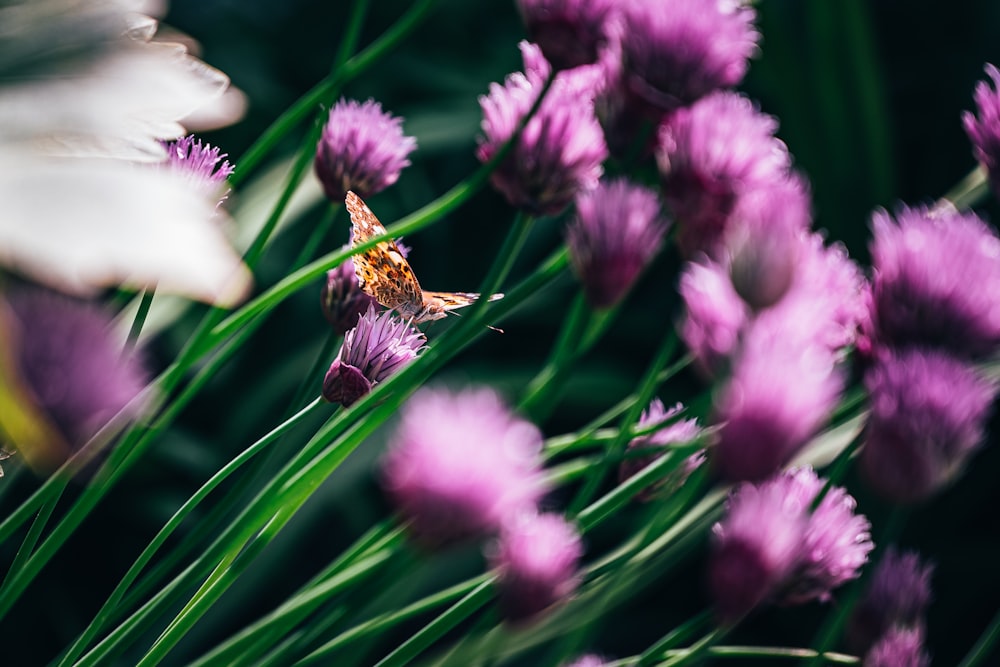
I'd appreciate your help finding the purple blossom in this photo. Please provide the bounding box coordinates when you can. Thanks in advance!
[161,135,234,205]
[561,656,609,667]
[322,306,425,407]
[867,205,1000,358]
[1,289,148,470]
[678,257,751,375]
[314,98,417,202]
[778,469,873,605]
[321,246,379,336]
[656,91,793,258]
[679,228,867,377]
[848,548,934,654]
[617,0,758,116]
[490,512,583,623]
[709,472,807,622]
[710,328,844,482]
[515,0,618,71]
[381,386,548,547]
[861,348,997,503]
[710,468,871,621]
[477,41,608,217]
[618,399,704,502]
[567,178,668,308]
[864,627,931,667]
[963,63,1000,197]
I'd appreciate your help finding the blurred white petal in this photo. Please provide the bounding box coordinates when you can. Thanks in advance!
[0,0,251,303]
[0,155,251,306]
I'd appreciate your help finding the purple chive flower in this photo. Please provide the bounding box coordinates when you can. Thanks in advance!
[1,289,148,470]
[963,63,1000,197]
[322,305,425,407]
[863,627,931,667]
[723,175,813,311]
[618,399,704,502]
[678,258,751,375]
[848,548,934,654]
[561,656,609,667]
[861,348,997,503]
[709,473,807,622]
[567,178,668,308]
[618,0,758,116]
[867,205,1000,358]
[477,41,609,217]
[381,386,548,547]
[777,468,873,605]
[515,0,618,71]
[656,91,793,258]
[162,135,234,205]
[320,259,378,337]
[711,328,844,483]
[490,512,583,623]
[710,468,871,621]
[314,98,417,202]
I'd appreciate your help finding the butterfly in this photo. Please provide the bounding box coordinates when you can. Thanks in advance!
[345,191,504,323]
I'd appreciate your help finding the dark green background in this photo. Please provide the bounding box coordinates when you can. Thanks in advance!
[4,1,1000,664]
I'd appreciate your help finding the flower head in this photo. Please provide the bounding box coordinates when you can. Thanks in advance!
[861,348,997,503]
[863,627,930,667]
[709,473,807,622]
[567,178,668,308]
[0,288,148,471]
[678,258,751,375]
[963,63,1000,197]
[867,205,1000,358]
[618,399,704,501]
[778,469,873,605]
[162,135,234,203]
[711,328,844,482]
[320,250,379,336]
[490,513,583,623]
[477,41,608,216]
[314,98,417,202]
[0,1,251,305]
[322,306,425,407]
[515,0,618,71]
[710,468,871,621]
[656,91,793,258]
[381,386,548,547]
[848,548,933,654]
[562,656,609,667]
[619,0,758,116]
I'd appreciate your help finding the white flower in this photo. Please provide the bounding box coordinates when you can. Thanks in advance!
[0,0,251,304]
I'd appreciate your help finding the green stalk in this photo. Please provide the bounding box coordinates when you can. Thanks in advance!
[957,605,1000,667]
[297,576,491,665]
[188,523,400,667]
[567,331,679,515]
[124,287,156,353]
[372,580,495,667]
[230,0,435,187]
[55,398,325,667]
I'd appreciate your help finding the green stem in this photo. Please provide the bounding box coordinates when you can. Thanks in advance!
[942,165,990,210]
[188,523,401,667]
[663,644,858,664]
[957,605,1000,667]
[230,0,436,187]
[372,580,495,667]
[637,611,713,666]
[56,397,326,667]
[0,489,58,591]
[567,331,679,515]
[297,576,490,665]
[124,288,156,352]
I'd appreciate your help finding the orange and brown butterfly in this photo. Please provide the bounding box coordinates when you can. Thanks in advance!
[345,191,503,323]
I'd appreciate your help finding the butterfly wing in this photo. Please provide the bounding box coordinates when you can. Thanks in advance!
[420,291,505,320]
[345,191,423,310]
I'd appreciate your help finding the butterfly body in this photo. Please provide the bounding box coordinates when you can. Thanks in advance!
[345,191,503,323]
